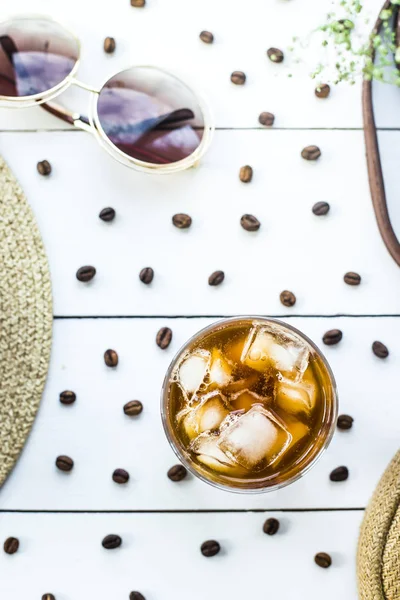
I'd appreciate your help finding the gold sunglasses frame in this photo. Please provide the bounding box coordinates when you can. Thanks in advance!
[0,14,214,173]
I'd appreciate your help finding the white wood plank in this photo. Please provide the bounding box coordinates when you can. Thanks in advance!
[0,511,361,600]
[0,0,395,130]
[0,316,396,510]
[2,129,400,316]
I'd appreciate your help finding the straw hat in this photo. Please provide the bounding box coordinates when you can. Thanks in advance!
[358,450,400,599]
[0,157,52,486]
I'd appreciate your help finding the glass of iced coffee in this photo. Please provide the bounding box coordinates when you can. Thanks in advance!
[161,317,338,492]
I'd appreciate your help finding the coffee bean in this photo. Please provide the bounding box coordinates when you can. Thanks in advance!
[322,329,343,346]
[239,165,253,183]
[112,468,130,484]
[267,48,284,63]
[199,30,213,44]
[280,290,296,307]
[123,400,143,416]
[139,267,154,285]
[208,270,225,286]
[167,464,187,482]
[59,390,76,405]
[231,71,246,85]
[37,160,52,176]
[99,207,116,222]
[312,201,330,216]
[315,552,332,568]
[156,327,172,349]
[130,593,146,600]
[102,534,122,549]
[372,341,389,359]
[240,214,261,232]
[258,111,274,126]
[3,537,19,554]
[344,272,361,286]
[315,84,330,98]
[337,414,354,430]
[172,213,192,229]
[104,349,118,367]
[55,455,74,472]
[131,0,145,6]
[201,540,220,557]
[76,265,96,282]
[263,518,280,535]
[301,145,321,160]
[330,466,349,482]
[42,595,56,600]
[104,37,116,53]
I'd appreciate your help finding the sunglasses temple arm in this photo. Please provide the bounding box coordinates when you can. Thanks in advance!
[40,101,93,133]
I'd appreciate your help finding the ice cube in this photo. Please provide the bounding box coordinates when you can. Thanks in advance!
[178,350,211,397]
[181,391,229,438]
[230,389,266,412]
[241,326,309,380]
[209,348,233,388]
[190,432,244,474]
[218,404,291,471]
[276,377,317,416]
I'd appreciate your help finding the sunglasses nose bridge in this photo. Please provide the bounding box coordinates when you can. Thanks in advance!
[68,76,100,94]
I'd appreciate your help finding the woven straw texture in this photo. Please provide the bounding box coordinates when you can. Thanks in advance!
[358,450,400,600]
[0,157,52,487]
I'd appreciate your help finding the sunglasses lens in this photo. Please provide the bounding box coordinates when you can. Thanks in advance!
[0,17,79,98]
[96,67,206,165]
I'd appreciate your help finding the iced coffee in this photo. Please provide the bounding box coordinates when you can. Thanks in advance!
[162,318,337,492]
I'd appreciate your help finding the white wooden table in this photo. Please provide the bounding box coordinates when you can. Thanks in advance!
[1,0,399,598]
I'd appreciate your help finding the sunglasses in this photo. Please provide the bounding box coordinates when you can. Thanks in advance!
[0,15,214,173]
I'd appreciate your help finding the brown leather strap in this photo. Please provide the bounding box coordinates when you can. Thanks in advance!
[362,0,400,267]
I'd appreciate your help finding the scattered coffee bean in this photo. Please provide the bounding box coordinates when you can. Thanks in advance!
[315,552,332,568]
[337,414,354,430]
[199,30,214,44]
[330,466,349,482]
[102,534,122,549]
[240,214,261,232]
[231,71,246,85]
[263,518,280,535]
[258,111,275,126]
[301,145,321,161]
[172,213,192,229]
[280,290,296,307]
[201,540,221,557]
[131,0,145,6]
[239,165,253,183]
[112,468,130,484]
[76,265,96,282]
[55,455,74,472]
[104,349,119,367]
[37,160,52,176]
[3,537,19,554]
[59,390,76,405]
[344,272,361,286]
[139,267,154,284]
[267,47,284,63]
[156,327,172,349]
[99,207,116,222]
[315,84,330,98]
[167,464,187,482]
[372,341,389,359]
[312,201,330,216]
[42,595,56,600]
[104,36,116,53]
[123,400,143,416]
[130,593,146,600]
[208,270,225,286]
[322,329,343,346]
